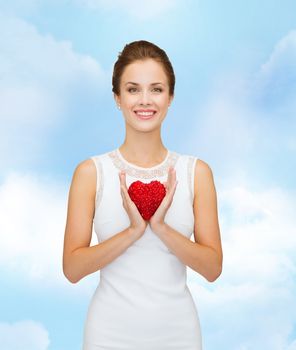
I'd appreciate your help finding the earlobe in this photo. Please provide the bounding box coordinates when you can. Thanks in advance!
[113,93,120,105]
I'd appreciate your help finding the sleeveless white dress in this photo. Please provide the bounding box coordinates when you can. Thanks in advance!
[82,148,203,350]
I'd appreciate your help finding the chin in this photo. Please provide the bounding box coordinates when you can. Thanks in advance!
[124,113,166,130]
[126,120,162,133]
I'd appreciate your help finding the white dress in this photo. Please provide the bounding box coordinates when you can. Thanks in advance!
[82,148,203,350]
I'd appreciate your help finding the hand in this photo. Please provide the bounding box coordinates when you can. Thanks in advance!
[119,171,148,237]
[149,166,178,231]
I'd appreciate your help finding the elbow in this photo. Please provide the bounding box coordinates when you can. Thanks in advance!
[65,272,80,284]
[63,262,81,284]
[207,250,223,282]
[63,268,78,284]
[207,264,223,283]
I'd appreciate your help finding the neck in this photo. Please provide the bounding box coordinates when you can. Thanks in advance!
[119,125,168,167]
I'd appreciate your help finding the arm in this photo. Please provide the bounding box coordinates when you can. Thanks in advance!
[62,159,144,284]
[151,159,223,282]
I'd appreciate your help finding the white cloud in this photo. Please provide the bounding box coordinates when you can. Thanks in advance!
[0,320,50,350]
[0,171,98,294]
[260,30,296,79]
[0,14,105,172]
[218,185,296,281]
[190,29,296,178]
[0,0,69,17]
[0,171,66,281]
[77,0,178,20]
[190,72,263,177]
[187,184,296,349]
[287,340,296,350]
[0,1,41,16]
[253,29,296,110]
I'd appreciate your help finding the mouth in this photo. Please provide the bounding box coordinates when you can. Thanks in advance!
[134,109,157,120]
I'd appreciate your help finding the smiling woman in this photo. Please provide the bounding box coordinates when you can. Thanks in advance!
[62,40,223,350]
[114,58,173,133]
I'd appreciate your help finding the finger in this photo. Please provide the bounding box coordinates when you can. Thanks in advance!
[118,172,124,187]
[172,180,178,195]
[121,172,130,197]
[120,181,129,198]
[166,167,172,188]
[165,180,178,207]
[121,182,134,206]
[122,172,130,195]
[154,178,178,219]
[167,167,176,189]
[163,181,168,192]
[121,183,128,198]
[168,166,173,177]
[120,184,127,206]
[120,174,135,204]
[119,173,129,205]
[119,171,125,186]
[118,173,125,195]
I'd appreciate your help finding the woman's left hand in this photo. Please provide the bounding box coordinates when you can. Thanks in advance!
[149,166,178,231]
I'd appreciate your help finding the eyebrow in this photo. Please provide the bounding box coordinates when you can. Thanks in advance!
[124,82,164,86]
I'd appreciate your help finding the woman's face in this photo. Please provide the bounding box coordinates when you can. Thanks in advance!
[114,59,173,132]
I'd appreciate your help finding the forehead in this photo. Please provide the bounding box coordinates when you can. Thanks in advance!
[121,59,168,84]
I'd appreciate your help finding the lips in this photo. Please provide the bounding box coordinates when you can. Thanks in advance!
[134,109,157,120]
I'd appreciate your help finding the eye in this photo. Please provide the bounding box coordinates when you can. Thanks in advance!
[127,87,138,93]
[153,87,163,92]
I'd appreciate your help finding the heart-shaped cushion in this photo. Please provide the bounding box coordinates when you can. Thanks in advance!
[128,180,166,220]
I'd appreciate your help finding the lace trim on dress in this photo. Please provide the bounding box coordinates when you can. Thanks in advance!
[108,149,180,179]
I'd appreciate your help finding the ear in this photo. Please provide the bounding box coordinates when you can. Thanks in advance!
[169,94,174,106]
[113,93,120,106]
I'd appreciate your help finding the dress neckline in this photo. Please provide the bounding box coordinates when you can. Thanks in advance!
[108,148,180,179]
[116,147,170,170]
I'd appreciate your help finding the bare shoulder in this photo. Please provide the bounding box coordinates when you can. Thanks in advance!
[195,158,213,175]
[193,158,215,197]
[70,158,97,196]
[74,158,96,176]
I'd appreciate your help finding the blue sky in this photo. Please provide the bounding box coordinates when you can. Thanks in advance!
[0,1,296,349]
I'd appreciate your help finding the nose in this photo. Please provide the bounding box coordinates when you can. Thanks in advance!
[139,88,151,106]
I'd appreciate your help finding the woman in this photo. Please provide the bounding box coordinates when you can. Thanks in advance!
[63,40,223,350]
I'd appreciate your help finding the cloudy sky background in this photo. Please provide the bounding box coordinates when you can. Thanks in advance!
[1,1,296,349]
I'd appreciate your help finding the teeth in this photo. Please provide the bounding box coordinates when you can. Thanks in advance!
[136,111,154,116]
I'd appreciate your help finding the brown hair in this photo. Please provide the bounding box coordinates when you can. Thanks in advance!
[112,40,175,97]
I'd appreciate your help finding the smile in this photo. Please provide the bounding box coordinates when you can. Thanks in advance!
[134,110,157,119]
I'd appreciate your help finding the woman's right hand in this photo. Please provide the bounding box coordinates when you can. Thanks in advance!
[119,171,148,238]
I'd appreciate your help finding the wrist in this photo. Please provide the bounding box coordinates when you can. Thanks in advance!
[128,225,146,239]
[150,221,167,235]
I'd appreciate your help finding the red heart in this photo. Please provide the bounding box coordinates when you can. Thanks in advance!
[128,180,166,220]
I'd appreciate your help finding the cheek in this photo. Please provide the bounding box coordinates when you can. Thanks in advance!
[158,97,170,108]
[156,93,170,103]
[122,95,138,106]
